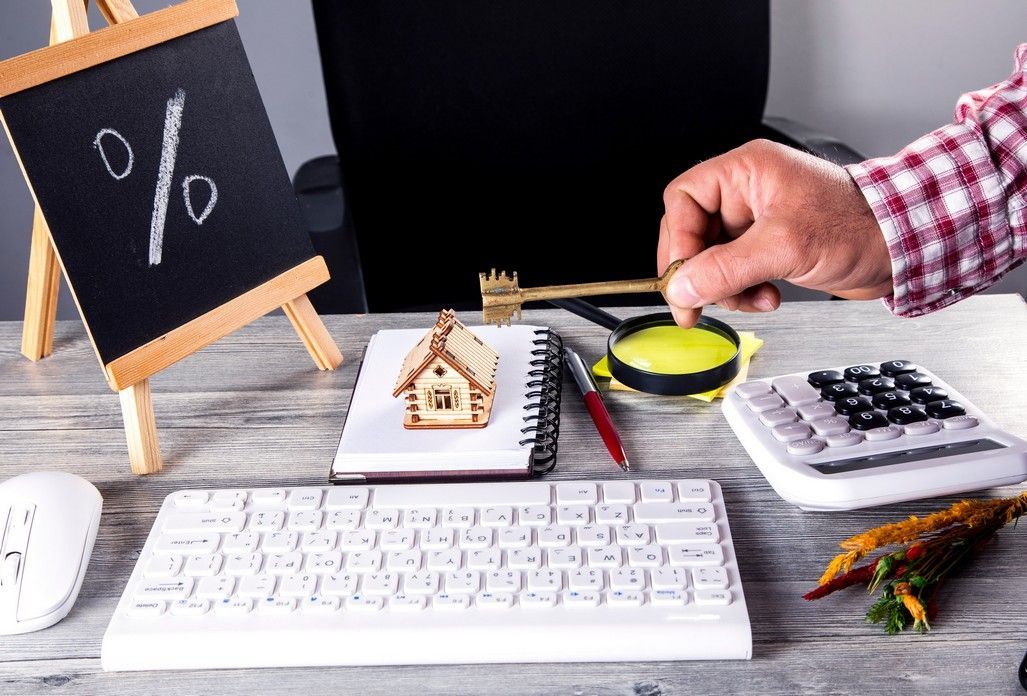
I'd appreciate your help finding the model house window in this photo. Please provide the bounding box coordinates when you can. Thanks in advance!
[434,387,453,410]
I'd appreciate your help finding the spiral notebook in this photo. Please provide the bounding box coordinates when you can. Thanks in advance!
[330,324,563,483]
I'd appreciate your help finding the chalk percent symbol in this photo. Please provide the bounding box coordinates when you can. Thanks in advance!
[92,88,218,266]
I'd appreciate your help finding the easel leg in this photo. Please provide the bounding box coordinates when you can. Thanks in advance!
[21,207,60,361]
[283,294,343,370]
[119,380,163,475]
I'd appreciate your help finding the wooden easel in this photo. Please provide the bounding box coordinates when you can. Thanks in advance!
[16,0,343,475]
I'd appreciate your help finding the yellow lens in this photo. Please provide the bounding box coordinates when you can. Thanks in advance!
[610,324,737,375]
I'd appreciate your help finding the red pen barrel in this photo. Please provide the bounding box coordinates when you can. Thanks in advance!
[583,391,628,467]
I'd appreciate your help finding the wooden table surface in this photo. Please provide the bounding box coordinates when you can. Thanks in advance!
[0,295,1025,695]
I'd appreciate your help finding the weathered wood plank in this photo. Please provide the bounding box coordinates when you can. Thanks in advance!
[0,295,1024,694]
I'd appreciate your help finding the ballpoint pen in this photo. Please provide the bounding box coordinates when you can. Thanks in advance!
[563,347,629,471]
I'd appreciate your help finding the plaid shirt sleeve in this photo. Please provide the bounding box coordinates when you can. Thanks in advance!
[845,44,1027,317]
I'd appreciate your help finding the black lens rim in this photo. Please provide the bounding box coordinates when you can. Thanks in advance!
[607,313,742,395]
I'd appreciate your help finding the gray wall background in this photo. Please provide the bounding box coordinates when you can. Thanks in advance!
[1,0,1024,321]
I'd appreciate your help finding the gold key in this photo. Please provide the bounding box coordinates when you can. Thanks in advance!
[479,260,684,326]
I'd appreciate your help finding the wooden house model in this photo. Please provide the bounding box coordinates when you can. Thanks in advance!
[392,309,499,429]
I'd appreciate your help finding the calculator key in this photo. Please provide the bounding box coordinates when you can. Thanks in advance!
[810,417,850,436]
[879,360,917,377]
[864,425,902,441]
[786,437,825,456]
[857,377,895,395]
[834,396,874,416]
[825,431,863,448]
[772,422,812,443]
[895,372,932,391]
[872,391,911,409]
[909,386,949,405]
[770,376,821,406]
[797,402,835,421]
[807,370,844,388]
[942,415,979,430]
[747,394,784,412]
[925,399,966,419]
[887,405,928,425]
[849,411,890,430]
[733,381,771,399]
[904,420,941,436]
[820,383,858,401]
[760,407,798,427]
[843,364,880,382]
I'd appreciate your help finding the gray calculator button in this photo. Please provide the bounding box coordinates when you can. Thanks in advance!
[797,402,835,421]
[734,381,771,399]
[759,407,798,428]
[904,420,941,436]
[825,431,864,448]
[772,422,812,443]
[864,426,902,441]
[810,417,850,436]
[942,415,979,430]
[770,376,821,406]
[747,394,784,413]
[786,437,826,456]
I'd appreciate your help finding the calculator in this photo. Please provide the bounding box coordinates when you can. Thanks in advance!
[722,360,1027,511]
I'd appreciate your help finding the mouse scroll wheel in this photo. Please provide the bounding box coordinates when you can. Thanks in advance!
[0,552,21,587]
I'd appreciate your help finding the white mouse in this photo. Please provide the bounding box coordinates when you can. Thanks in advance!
[0,471,102,635]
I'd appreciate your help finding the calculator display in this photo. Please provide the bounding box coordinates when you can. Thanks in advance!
[810,439,1005,475]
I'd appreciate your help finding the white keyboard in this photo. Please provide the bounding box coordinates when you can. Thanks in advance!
[102,479,751,670]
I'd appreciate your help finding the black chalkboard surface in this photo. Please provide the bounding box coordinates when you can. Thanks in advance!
[0,20,317,364]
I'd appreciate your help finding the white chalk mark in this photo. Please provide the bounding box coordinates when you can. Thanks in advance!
[148,88,186,266]
[182,175,218,225]
[93,128,134,180]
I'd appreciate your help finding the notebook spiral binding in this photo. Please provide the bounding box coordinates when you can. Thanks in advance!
[519,329,564,476]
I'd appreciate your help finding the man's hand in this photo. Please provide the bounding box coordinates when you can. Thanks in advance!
[658,139,893,328]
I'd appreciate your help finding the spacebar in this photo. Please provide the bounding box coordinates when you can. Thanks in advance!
[372,482,551,508]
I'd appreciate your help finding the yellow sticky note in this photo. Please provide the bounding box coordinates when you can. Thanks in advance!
[591,331,763,401]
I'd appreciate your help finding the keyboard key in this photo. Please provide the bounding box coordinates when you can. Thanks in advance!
[421,528,455,550]
[608,590,644,607]
[538,525,572,547]
[576,525,611,547]
[887,405,928,425]
[225,553,263,576]
[942,415,979,430]
[693,567,729,590]
[486,570,522,593]
[258,597,297,615]
[171,491,208,508]
[302,531,338,552]
[733,381,771,399]
[325,487,369,510]
[609,568,645,590]
[267,553,304,575]
[238,575,276,598]
[627,545,663,567]
[210,492,246,512]
[759,407,798,427]
[864,425,903,441]
[127,600,166,617]
[849,411,890,431]
[587,547,623,568]
[306,552,343,574]
[164,512,244,534]
[834,396,874,416]
[481,506,514,527]
[380,530,415,551]
[280,574,318,597]
[668,545,724,567]
[403,508,437,528]
[857,377,895,395]
[879,360,917,377]
[567,568,603,591]
[652,589,687,606]
[655,523,719,543]
[843,364,880,382]
[459,527,493,549]
[366,508,400,530]
[615,524,652,544]
[564,591,602,608]
[322,573,358,596]
[520,591,558,608]
[467,549,501,570]
[444,570,481,594]
[288,511,323,531]
[602,482,636,504]
[362,572,399,596]
[651,567,688,590]
[344,596,383,612]
[214,598,253,616]
[772,422,811,443]
[386,550,422,572]
[184,554,223,577]
[303,596,341,614]
[403,571,440,595]
[251,489,287,506]
[786,438,825,456]
[910,386,948,405]
[136,579,193,600]
[508,547,543,570]
[432,594,469,610]
[548,546,582,569]
[770,376,820,406]
[810,417,850,436]
[170,599,210,617]
[287,488,323,510]
[374,482,551,508]
[676,481,712,502]
[250,511,285,532]
[820,383,858,402]
[263,532,299,553]
[639,481,674,503]
[442,507,475,528]
[747,393,784,413]
[222,532,259,554]
[339,531,375,551]
[925,399,966,419]
[388,594,427,611]
[797,402,835,421]
[144,555,183,578]
[498,528,532,549]
[807,370,844,388]
[595,504,629,525]
[154,534,220,556]
[527,569,562,592]
[825,431,863,448]
[904,421,941,436]
[556,506,590,525]
[518,505,551,526]
[694,589,732,606]
[345,551,382,573]
[556,483,597,505]
[427,549,461,571]
[895,372,932,390]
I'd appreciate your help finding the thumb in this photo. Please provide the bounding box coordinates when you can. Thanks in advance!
[666,221,781,308]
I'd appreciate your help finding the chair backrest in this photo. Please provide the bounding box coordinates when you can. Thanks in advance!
[312,1,770,312]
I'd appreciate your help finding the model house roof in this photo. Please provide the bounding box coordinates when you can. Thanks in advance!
[392,309,499,397]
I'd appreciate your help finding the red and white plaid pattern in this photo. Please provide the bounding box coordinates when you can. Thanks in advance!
[845,44,1027,317]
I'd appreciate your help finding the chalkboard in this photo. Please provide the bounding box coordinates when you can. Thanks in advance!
[0,19,318,364]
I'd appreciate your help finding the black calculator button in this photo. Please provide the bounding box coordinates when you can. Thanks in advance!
[894,372,932,391]
[925,400,966,419]
[887,405,928,424]
[879,360,917,377]
[857,377,895,395]
[808,370,845,388]
[909,386,948,404]
[834,396,874,416]
[849,411,890,430]
[844,365,880,382]
[872,391,911,409]
[820,383,859,401]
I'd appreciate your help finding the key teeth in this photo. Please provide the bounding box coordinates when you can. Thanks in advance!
[479,267,520,293]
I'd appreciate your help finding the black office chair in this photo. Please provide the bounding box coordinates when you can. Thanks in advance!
[296,2,864,314]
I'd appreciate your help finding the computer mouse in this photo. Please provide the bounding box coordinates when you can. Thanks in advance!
[0,471,102,635]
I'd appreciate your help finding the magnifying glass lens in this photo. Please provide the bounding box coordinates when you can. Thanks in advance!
[611,325,738,375]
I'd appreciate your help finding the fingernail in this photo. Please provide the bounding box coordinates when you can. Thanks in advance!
[667,271,701,308]
[755,294,776,311]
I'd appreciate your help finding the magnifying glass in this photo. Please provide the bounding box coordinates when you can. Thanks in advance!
[549,298,742,396]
